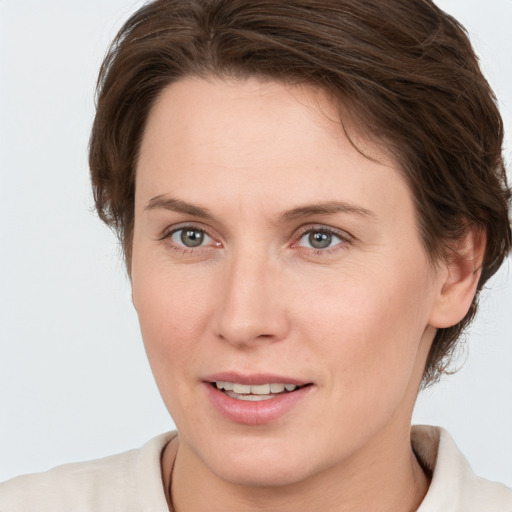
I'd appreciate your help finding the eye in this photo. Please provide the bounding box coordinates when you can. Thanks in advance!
[170,227,213,248]
[297,228,347,251]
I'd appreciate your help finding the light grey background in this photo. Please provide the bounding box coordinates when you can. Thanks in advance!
[1,0,511,486]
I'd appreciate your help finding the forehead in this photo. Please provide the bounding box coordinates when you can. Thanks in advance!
[141,76,387,157]
[135,76,412,224]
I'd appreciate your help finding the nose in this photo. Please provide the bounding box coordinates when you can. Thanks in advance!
[212,249,290,347]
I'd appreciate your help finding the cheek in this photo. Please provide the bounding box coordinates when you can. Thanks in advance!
[294,263,433,389]
[132,265,214,386]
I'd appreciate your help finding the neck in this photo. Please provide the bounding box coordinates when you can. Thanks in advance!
[165,425,429,512]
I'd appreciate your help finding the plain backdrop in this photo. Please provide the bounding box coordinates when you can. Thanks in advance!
[1,0,511,486]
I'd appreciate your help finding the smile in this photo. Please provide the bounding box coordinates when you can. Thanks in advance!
[205,377,313,424]
[215,382,301,401]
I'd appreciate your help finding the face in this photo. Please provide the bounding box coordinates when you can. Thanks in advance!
[132,77,445,487]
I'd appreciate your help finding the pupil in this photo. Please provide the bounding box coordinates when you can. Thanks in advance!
[309,231,331,249]
[181,229,204,247]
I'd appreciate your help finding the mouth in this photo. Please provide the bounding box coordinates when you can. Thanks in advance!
[204,375,314,424]
[211,381,312,401]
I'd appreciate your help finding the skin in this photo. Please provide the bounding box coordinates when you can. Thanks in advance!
[131,77,482,511]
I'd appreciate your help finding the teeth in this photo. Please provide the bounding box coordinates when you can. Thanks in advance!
[225,391,275,401]
[216,381,233,391]
[251,384,270,395]
[270,383,285,393]
[215,382,299,394]
[232,383,251,394]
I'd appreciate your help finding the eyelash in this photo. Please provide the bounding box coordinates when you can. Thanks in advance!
[293,226,352,255]
[159,223,352,256]
[160,223,220,255]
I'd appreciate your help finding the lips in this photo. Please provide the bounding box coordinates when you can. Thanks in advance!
[214,381,305,401]
[203,373,313,424]
[204,372,310,387]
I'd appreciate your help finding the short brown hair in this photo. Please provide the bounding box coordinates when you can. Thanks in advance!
[89,0,511,385]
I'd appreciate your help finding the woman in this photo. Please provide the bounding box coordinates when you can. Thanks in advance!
[1,0,511,510]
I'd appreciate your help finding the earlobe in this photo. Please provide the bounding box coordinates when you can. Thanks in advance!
[429,226,486,329]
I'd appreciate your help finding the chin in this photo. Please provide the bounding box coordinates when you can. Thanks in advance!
[195,432,321,488]
[212,457,313,488]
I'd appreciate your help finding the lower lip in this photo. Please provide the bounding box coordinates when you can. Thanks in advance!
[204,383,312,425]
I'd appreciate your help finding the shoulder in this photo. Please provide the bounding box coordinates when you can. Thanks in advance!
[0,432,176,512]
[0,450,138,511]
[414,425,512,512]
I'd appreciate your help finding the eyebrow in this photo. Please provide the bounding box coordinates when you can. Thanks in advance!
[145,195,375,222]
[145,195,213,219]
[279,201,376,222]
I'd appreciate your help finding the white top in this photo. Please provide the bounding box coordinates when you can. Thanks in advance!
[1,426,511,511]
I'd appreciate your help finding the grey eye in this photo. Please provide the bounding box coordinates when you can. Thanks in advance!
[171,228,211,248]
[298,229,343,250]
[308,231,332,249]
[181,229,204,247]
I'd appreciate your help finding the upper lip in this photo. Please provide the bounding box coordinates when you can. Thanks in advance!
[203,372,311,386]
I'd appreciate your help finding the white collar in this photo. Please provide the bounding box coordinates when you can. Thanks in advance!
[412,425,512,511]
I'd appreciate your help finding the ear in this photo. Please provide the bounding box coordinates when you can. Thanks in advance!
[429,226,486,329]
